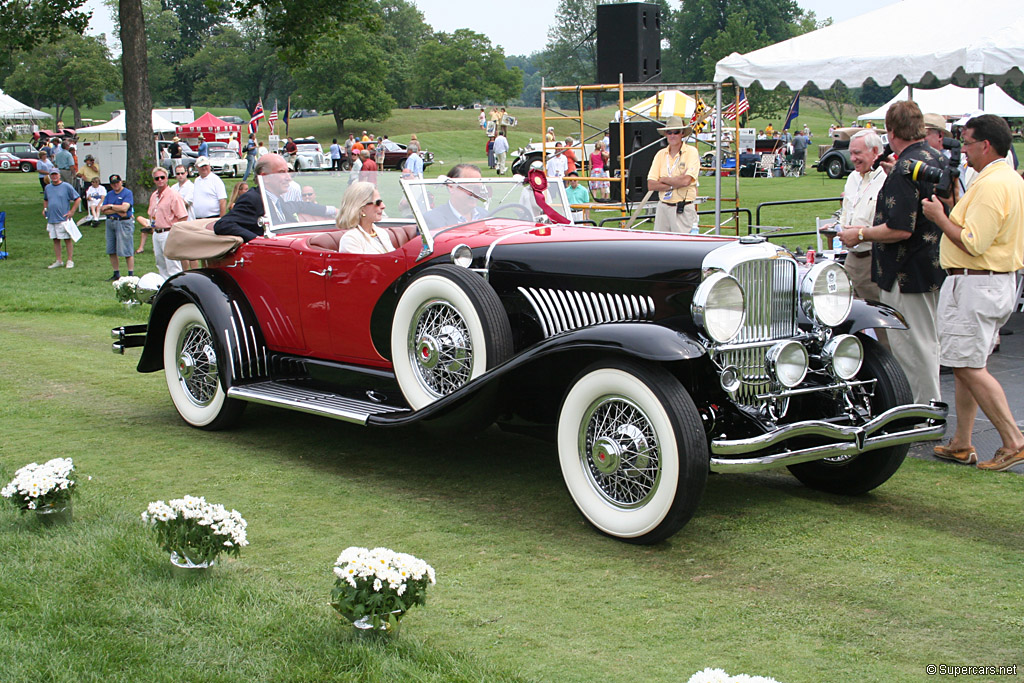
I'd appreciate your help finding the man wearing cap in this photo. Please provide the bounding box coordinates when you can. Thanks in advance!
[921,114,1024,471]
[100,174,135,280]
[214,153,332,242]
[191,156,228,220]
[139,166,186,279]
[646,115,700,233]
[43,168,80,269]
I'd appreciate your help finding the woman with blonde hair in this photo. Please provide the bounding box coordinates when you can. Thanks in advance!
[228,181,249,210]
[335,181,394,254]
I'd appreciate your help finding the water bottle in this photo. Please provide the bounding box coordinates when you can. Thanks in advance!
[833,234,842,252]
[690,225,699,234]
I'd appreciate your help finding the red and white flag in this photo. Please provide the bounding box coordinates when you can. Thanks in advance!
[723,88,750,121]
[267,103,278,134]
[249,99,265,135]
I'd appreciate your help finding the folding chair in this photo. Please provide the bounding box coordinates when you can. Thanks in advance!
[815,216,838,252]
[0,211,7,260]
[753,154,775,178]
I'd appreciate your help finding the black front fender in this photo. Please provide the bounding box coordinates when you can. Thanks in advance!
[838,298,908,335]
[137,270,268,390]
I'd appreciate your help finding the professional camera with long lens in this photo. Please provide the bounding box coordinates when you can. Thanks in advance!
[872,143,960,198]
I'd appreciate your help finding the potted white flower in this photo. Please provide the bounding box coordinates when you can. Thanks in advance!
[331,546,436,635]
[1,457,80,524]
[141,495,248,570]
[112,275,141,305]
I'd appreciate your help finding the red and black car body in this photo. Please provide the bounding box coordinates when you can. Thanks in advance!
[113,173,946,543]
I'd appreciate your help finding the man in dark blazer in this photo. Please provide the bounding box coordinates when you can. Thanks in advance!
[214,153,332,242]
[423,163,490,229]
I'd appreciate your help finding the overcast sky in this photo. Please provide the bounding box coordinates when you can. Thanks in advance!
[83,0,901,58]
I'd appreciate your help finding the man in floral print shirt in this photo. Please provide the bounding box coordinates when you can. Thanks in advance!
[839,100,946,405]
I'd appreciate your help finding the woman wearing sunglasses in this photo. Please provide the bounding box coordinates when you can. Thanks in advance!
[335,181,394,254]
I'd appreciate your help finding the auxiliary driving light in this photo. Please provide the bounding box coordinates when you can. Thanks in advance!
[766,340,809,388]
[822,334,864,380]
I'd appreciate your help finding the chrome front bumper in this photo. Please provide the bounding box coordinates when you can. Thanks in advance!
[111,324,147,354]
[709,401,948,473]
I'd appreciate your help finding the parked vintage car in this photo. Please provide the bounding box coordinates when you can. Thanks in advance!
[0,150,35,172]
[112,172,947,544]
[342,140,435,172]
[207,148,247,177]
[814,127,871,179]
[157,140,198,174]
[288,137,330,171]
[0,142,40,172]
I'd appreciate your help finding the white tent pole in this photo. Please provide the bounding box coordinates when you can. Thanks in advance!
[979,74,986,109]
[715,83,722,234]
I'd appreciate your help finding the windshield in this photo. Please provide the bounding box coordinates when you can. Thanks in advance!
[255,169,574,238]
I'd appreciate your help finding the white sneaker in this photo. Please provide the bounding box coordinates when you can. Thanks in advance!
[65,260,74,269]
[47,260,63,269]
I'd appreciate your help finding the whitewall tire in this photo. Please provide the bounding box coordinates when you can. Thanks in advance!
[557,360,708,544]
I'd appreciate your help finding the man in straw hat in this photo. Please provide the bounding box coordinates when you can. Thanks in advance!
[647,115,700,233]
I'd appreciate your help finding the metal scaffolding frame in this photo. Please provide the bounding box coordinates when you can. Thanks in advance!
[540,79,743,234]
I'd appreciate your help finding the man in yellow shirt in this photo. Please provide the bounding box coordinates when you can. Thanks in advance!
[646,116,700,233]
[922,114,1024,471]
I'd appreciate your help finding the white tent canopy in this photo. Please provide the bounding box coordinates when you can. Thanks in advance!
[714,0,1024,90]
[0,88,51,120]
[857,83,1024,120]
[76,111,177,135]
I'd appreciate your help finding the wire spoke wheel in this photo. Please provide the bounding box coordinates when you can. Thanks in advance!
[176,322,219,407]
[581,396,661,508]
[409,298,473,398]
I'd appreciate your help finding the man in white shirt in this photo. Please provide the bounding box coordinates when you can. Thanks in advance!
[546,142,567,178]
[492,132,509,175]
[173,164,195,220]
[833,130,887,304]
[191,156,227,219]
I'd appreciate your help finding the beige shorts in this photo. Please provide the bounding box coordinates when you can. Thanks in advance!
[653,201,698,233]
[47,221,72,239]
[938,272,1015,368]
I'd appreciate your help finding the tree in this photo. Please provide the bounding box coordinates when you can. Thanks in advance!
[227,0,371,65]
[292,31,394,134]
[411,30,522,108]
[0,0,91,84]
[119,0,156,192]
[372,0,433,108]
[4,29,119,126]
[189,21,294,112]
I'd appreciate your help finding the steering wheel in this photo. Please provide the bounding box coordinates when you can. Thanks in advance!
[486,203,535,221]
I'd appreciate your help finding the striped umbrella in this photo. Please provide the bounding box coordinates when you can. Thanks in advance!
[626,90,696,120]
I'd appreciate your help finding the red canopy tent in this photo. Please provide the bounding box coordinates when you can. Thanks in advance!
[175,112,241,144]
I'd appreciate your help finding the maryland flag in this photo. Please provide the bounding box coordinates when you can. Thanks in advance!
[690,95,709,134]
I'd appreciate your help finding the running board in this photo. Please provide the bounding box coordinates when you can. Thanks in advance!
[227,380,409,425]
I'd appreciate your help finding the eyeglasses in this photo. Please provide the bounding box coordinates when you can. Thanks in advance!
[175,171,187,175]
[302,192,315,198]
[153,175,167,180]
[962,138,985,147]
[365,198,384,206]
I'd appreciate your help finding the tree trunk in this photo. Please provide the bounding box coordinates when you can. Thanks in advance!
[119,0,155,192]
[334,111,346,135]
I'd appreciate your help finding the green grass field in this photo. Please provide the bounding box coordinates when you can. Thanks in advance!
[2,104,1023,682]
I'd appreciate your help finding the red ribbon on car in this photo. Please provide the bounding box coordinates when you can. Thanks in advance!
[528,170,570,224]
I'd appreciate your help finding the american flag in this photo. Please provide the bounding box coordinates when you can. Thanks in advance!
[267,103,278,134]
[723,88,749,120]
[249,99,265,135]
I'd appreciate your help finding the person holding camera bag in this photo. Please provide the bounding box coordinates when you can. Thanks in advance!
[921,114,1024,471]
[839,100,946,406]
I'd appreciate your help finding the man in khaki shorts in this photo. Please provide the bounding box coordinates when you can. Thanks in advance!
[922,114,1024,471]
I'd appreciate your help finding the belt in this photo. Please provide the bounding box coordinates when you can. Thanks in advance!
[850,250,872,259]
[660,200,692,206]
[153,227,171,233]
[945,268,1008,276]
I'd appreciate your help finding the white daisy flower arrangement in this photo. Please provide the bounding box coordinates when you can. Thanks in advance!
[112,275,141,304]
[2,457,80,512]
[687,669,784,683]
[141,495,249,566]
[331,546,436,631]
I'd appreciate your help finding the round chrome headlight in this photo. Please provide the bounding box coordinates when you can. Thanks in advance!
[135,272,166,304]
[822,334,864,380]
[800,261,853,327]
[766,340,809,388]
[691,272,745,343]
[451,243,473,268]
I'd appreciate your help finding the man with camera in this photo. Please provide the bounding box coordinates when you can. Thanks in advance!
[921,114,1024,471]
[839,101,946,406]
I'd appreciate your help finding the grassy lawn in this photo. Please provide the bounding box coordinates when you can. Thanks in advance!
[2,106,1024,682]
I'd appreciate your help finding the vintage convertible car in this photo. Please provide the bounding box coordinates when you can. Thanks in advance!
[112,171,947,544]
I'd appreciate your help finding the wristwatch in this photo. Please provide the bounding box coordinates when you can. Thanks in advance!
[858,228,865,242]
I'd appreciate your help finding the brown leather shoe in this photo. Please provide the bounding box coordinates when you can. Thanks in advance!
[977,445,1024,471]
[933,443,978,465]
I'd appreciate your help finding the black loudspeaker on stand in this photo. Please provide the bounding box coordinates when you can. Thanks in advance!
[596,2,661,84]
[608,120,664,202]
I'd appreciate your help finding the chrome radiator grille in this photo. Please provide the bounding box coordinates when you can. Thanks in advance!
[719,257,798,406]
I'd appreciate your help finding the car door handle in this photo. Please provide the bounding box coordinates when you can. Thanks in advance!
[225,257,246,268]
[309,266,332,278]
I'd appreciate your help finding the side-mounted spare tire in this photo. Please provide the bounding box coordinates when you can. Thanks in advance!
[391,265,513,410]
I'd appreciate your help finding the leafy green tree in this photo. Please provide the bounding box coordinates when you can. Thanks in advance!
[189,21,294,112]
[0,0,91,84]
[4,28,119,126]
[372,0,432,108]
[411,29,521,108]
[291,31,394,134]
[228,0,372,65]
